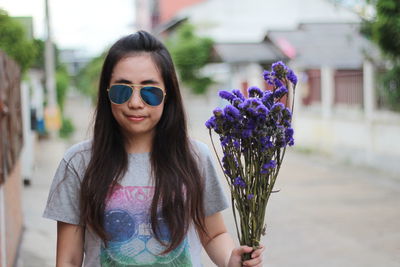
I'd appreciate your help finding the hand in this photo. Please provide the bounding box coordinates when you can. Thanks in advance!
[226,245,265,267]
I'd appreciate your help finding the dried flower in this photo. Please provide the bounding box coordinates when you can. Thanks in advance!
[206,61,297,260]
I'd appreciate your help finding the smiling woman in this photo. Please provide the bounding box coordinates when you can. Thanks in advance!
[108,54,166,153]
[42,31,264,267]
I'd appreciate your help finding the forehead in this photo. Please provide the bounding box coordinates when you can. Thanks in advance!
[111,54,163,85]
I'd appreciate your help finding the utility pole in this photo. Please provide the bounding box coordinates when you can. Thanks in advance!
[44,0,61,135]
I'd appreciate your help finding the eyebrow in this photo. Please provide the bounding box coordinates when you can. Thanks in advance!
[114,79,160,85]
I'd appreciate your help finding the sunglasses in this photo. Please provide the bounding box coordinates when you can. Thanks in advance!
[107,83,166,106]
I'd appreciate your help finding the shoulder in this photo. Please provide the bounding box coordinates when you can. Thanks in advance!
[189,139,212,160]
[62,139,93,167]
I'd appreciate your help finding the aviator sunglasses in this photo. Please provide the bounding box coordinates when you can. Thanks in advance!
[107,83,166,106]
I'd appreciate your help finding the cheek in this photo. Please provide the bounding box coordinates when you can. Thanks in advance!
[110,105,123,121]
[154,105,165,121]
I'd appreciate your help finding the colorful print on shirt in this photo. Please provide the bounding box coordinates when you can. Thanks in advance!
[100,185,192,266]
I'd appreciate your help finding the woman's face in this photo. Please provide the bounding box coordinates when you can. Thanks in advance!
[109,54,165,140]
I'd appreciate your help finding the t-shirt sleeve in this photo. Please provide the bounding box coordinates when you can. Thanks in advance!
[42,156,83,225]
[195,141,229,217]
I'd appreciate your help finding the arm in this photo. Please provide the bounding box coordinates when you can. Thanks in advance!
[200,212,264,267]
[56,221,85,267]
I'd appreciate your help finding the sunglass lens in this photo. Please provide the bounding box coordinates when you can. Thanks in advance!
[109,85,132,104]
[141,86,164,106]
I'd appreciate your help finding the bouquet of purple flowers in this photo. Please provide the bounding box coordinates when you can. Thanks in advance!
[205,61,297,260]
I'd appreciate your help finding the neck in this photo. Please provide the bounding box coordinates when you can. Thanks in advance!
[124,131,154,154]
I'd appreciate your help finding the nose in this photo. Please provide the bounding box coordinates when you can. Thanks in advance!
[127,88,144,108]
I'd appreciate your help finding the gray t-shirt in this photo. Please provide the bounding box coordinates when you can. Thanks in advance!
[43,139,228,267]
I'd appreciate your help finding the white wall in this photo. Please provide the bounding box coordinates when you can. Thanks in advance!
[293,111,400,175]
[294,61,400,176]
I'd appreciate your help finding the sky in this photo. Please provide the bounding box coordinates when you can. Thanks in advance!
[0,0,137,57]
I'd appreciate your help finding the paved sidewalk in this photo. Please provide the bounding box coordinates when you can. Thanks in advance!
[16,93,400,267]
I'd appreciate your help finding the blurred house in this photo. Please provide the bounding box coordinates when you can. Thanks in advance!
[267,22,400,175]
[59,49,91,77]
[135,0,207,31]
[155,0,400,175]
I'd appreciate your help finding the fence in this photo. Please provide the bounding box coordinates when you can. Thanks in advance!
[303,68,364,108]
[334,69,363,108]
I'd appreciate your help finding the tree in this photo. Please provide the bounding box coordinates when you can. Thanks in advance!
[370,0,400,111]
[166,22,214,94]
[0,9,37,73]
[371,0,400,61]
[76,54,105,103]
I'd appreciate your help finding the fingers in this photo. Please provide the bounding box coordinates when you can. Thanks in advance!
[232,245,253,256]
[251,245,265,258]
[242,245,265,267]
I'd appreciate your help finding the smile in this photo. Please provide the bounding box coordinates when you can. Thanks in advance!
[126,115,146,122]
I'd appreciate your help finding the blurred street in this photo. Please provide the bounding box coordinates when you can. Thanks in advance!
[17,92,400,267]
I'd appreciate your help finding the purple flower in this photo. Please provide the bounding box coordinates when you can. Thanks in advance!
[283,120,291,127]
[286,69,298,85]
[219,90,235,101]
[224,105,241,121]
[282,108,292,121]
[273,78,283,88]
[234,177,246,188]
[261,160,277,174]
[271,102,285,113]
[285,127,294,146]
[232,89,245,101]
[245,119,256,130]
[233,140,240,149]
[247,194,254,200]
[285,127,294,137]
[213,107,224,118]
[275,132,286,148]
[274,86,288,98]
[232,97,243,107]
[221,136,230,147]
[248,86,263,98]
[262,90,274,108]
[205,116,216,129]
[256,104,268,115]
[241,99,263,115]
[264,160,277,169]
[242,129,252,138]
[238,98,252,110]
[260,136,273,151]
[265,140,274,149]
[263,70,272,84]
[272,61,288,79]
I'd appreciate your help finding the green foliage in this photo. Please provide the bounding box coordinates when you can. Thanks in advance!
[31,38,71,115]
[377,65,400,111]
[76,54,105,102]
[56,65,70,112]
[368,0,400,111]
[59,116,75,139]
[166,23,214,94]
[372,0,400,60]
[0,9,37,72]
[32,39,45,69]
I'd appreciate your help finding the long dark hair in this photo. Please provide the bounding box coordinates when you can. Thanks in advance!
[80,31,206,253]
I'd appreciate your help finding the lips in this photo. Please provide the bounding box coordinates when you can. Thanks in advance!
[126,114,146,122]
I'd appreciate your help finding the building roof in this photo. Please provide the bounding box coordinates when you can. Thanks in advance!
[212,42,286,63]
[167,0,361,43]
[267,22,382,68]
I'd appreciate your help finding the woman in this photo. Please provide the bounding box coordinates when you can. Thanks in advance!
[43,30,264,267]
